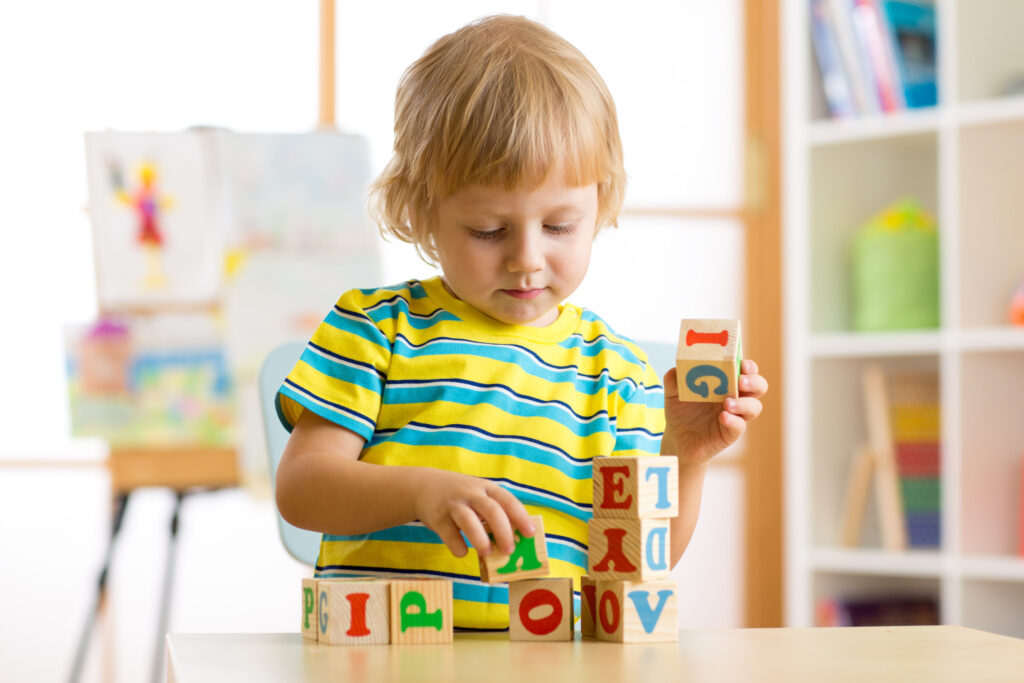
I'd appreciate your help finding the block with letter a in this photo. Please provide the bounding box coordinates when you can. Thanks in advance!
[478,514,550,583]
[675,318,743,403]
[388,579,453,644]
[508,577,575,641]
[592,455,679,519]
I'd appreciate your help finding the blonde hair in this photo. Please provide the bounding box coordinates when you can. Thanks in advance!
[370,15,625,264]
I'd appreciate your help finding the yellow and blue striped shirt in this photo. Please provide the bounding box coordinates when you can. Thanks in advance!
[276,277,664,629]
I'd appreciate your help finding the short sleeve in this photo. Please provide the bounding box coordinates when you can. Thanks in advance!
[611,358,666,456]
[276,288,393,441]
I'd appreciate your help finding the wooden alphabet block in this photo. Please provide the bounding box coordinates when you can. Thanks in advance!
[508,578,575,641]
[588,518,670,581]
[592,456,679,519]
[478,514,549,583]
[388,579,453,644]
[580,575,598,637]
[595,580,678,643]
[675,319,742,402]
[318,579,390,645]
[301,578,319,640]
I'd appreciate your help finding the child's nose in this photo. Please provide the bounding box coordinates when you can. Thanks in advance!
[506,230,544,273]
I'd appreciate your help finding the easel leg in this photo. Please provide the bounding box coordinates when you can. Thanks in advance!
[152,491,186,683]
[68,492,130,683]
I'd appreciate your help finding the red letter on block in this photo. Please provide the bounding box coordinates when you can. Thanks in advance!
[519,588,563,636]
[600,465,633,510]
[598,590,621,635]
[345,592,371,637]
[592,528,638,573]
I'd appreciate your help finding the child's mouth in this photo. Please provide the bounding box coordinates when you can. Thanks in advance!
[502,288,544,299]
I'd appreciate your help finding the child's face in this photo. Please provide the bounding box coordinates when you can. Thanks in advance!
[431,173,598,327]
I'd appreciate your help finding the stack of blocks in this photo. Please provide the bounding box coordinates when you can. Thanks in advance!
[581,455,680,642]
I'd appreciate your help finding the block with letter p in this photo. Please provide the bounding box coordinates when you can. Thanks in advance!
[509,578,574,641]
[587,518,670,581]
[592,456,678,519]
[595,580,678,643]
[388,579,453,644]
[675,318,742,403]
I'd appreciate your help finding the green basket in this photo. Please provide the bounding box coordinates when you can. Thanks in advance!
[852,200,940,331]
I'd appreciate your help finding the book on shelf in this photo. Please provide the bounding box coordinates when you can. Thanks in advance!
[810,0,937,118]
[816,596,938,627]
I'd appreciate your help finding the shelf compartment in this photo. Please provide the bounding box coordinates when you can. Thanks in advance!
[813,572,941,626]
[960,351,1024,556]
[959,119,1024,328]
[810,356,941,548]
[956,0,1024,104]
[809,134,938,333]
[961,579,1024,639]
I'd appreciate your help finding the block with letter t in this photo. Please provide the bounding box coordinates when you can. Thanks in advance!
[478,514,550,583]
[675,318,743,402]
[508,577,575,641]
[388,579,453,644]
[594,579,678,643]
[592,456,678,519]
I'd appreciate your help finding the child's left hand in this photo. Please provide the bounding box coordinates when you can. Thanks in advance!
[662,359,768,465]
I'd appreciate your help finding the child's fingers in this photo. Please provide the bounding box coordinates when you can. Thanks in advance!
[741,359,759,375]
[434,517,470,558]
[450,505,492,557]
[487,485,536,538]
[738,372,768,398]
[724,396,763,421]
[470,493,517,555]
[718,410,747,443]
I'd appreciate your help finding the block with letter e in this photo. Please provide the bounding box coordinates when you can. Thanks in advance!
[478,514,549,583]
[595,579,678,643]
[318,579,390,645]
[592,456,678,519]
[388,579,453,644]
[587,518,670,582]
[508,577,575,641]
[675,318,742,403]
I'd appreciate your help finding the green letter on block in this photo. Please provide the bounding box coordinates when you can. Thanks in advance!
[302,586,315,629]
[399,591,443,632]
[497,532,542,575]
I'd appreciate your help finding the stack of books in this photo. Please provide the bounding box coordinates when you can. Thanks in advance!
[889,373,941,548]
[810,0,938,118]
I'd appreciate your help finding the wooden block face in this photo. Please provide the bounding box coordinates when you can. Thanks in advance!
[301,578,319,640]
[580,575,598,637]
[478,514,549,583]
[508,578,575,641]
[588,518,670,581]
[595,580,678,643]
[675,319,742,402]
[319,580,390,645]
[388,580,453,644]
[592,456,679,519]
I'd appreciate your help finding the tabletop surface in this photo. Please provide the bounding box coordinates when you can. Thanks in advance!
[167,625,1024,683]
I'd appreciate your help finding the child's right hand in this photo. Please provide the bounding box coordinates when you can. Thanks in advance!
[413,469,536,559]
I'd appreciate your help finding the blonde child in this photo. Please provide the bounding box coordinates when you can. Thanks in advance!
[275,15,768,630]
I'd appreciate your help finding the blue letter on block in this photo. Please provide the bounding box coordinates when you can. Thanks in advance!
[627,589,674,634]
[645,466,672,510]
[645,527,668,571]
[319,590,329,634]
[685,365,729,398]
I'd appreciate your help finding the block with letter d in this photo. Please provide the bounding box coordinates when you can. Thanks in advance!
[318,579,390,645]
[508,577,574,641]
[592,456,678,519]
[675,318,742,403]
[388,579,453,644]
[594,579,678,643]
[587,518,670,582]
[478,514,549,583]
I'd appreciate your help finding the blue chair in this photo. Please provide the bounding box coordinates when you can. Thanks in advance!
[257,338,675,567]
[258,341,321,566]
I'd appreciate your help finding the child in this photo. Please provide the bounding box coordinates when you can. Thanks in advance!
[274,14,768,630]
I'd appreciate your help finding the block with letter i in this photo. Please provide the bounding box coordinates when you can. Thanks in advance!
[509,578,575,641]
[389,579,453,644]
[478,514,549,583]
[675,318,742,402]
[318,579,390,645]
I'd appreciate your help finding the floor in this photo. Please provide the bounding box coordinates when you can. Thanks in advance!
[1,464,741,683]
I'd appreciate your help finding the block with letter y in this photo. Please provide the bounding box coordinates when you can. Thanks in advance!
[675,318,742,403]
[587,518,671,582]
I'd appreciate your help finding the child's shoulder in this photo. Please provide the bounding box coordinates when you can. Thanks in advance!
[570,306,653,371]
[336,279,434,313]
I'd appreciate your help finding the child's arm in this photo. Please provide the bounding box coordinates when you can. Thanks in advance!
[661,359,768,567]
[275,409,535,558]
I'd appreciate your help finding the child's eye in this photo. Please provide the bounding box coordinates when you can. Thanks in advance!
[545,222,577,234]
[468,227,503,240]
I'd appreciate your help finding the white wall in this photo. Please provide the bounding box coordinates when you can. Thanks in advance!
[0,2,746,681]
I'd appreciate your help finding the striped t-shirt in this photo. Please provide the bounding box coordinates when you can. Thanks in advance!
[276,277,665,629]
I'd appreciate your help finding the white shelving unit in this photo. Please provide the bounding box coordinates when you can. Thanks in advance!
[784,0,1024,637]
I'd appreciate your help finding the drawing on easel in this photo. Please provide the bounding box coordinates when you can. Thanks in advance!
[84,131,229,310]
